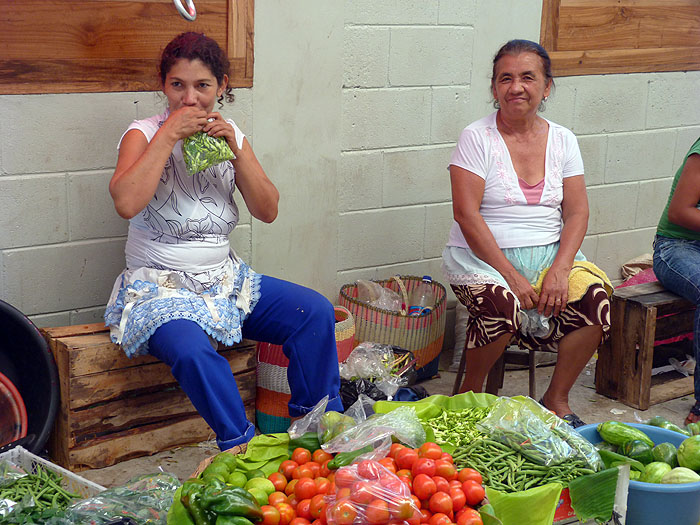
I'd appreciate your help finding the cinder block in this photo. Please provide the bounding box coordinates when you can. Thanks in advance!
[438,0,476,24]
[389,27,473,86]
[70,307,107,325]
[230,223,252,265]
[541,83,577,131]
[605,130,676,183]
[1,239,126,315]
[383,146,453,206]
[0,174,69,249]
[221,88,254,141]
[338,207,425,269]
[572,75,648,134]
[68,171,128,240]
[596,228,656,281]
[577,135,607,187]
[132,92,164,121]
[674,126,700,168]
[342,88,431,150]
[344,0,437,24]
[338,151,384,212]
[28,312,71,329]
[636,179,673,229]
[587,184,638,235]
[647,72,700,130]
[344,27,390,88]
[581,235,599,263]
[0,93,143,174]
[431,86,473,144]
[424,203,453,258]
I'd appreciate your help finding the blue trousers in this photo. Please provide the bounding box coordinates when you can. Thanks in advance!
[653,235,700,403]
[148,275,343,450]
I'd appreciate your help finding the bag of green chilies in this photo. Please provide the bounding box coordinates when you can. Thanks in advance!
[182,131,235,175]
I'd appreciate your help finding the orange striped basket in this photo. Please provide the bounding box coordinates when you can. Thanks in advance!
[255,306,355,434]
[338,276,447,380]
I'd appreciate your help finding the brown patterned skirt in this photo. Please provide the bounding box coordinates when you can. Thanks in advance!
[451,283,610,351]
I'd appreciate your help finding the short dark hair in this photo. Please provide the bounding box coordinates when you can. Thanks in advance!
[159,32,234,106]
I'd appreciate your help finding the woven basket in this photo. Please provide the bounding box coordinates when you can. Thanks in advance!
[338,275,447,380]
[255,306,355,434]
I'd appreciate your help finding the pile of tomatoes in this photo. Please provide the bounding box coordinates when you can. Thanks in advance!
[260,442,485,525]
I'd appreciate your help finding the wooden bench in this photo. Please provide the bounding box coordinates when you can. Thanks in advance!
[595,281,696,410]
[40,323,256,472]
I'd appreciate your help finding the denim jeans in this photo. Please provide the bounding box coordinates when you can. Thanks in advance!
[653,235,700,403]
[148,275,343,450]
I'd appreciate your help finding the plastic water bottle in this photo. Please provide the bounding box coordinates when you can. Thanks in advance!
[408,276,435,316]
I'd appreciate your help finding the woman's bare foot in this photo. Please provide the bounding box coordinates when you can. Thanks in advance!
[684,401,700,426]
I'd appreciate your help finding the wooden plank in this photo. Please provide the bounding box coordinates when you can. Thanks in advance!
[68,369,256,445]
[612,281,666,299]
[654,310,695,341]
[540,0,561,51]
[648,374,695,406]
[64,404,255,471]
[68,346,256,409]
[549,47,700,76]
[595,295,627,399]
[0,0,254,95]
[41,323,108,339]
[620,301,656,410]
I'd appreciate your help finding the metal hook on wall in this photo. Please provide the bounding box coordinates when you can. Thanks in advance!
[173,0,196,21]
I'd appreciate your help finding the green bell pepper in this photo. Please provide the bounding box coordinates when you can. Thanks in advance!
[181,479,215,525]
[201,484,262,520]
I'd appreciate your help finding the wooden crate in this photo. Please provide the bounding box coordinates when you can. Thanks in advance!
[41,323,256,472]
[595,281,695,410]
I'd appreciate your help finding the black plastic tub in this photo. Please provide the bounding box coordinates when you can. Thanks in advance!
[0,300,59,454]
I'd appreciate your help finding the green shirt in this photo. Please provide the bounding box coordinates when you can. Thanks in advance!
[657,137,700,240]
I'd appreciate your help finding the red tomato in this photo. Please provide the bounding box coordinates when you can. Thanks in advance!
[428,512,451,525]
[269,472,289,492]
[293,466,315,480]
[295,477,318,500]
[434,460,457,481]
[315,476,331,494]
[357,459,382,480]
[389,497,414,520]
[292,448,312,465]
[288,496,300,509]
[428,492,453,515]
[312,521,322,525]
[412,458,436,478]
[350,480,376,505]
[330,500,357,525]
[449,487,466,512]
[412,474,437,501]
[457,468,483,485]
[289,519,311,525]
[336,487,351,501]
[261,505,282,525]
[365,498,391,525]
[378,457,397,474]
[285,479,299,497]
[456,508,483,525]
[309,494,327,520]
[280,460,300,480]
[389,443,406,460]
[432,476,450,494]
[306,461,321,478]
[396,469,413,481]
[417,442,443,460]
[320,460,332,479]
[410,495,422,510]
[406,509,422,525]
[448,480,462,490]
[378,475,404,495]
[275,502,296,525]
[333,468,357,489]
[296,499,313,520]
[395,448,419,470]
[439,453,453,463]
[461,480,485,507]
[269,491,289,506]
[312,449,333,464]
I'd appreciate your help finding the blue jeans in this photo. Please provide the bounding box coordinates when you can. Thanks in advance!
[653,235,700,403]
[148,275,343,450]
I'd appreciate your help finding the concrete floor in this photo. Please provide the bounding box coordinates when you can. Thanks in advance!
[79,351,696,489]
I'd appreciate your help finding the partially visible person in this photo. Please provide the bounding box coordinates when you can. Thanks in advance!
[653,137,700,426]
[442,39,612,428]
[105,32,343,453]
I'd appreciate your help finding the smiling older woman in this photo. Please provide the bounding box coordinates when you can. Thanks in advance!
[443,40,612,428]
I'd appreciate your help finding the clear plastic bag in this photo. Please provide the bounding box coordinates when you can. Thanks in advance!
[287,395,329,440]
[340,343,396,382]
[322,405,426,454]
[64,472,180,524]
[325,461,419,525]
[478,397,603,470]
[182,131,235,175]
[356,280,402,312]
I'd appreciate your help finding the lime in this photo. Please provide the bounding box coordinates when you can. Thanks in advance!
[227,470,248,488]
[245,468,266,480]
[211,451,238,471]
[201,471,226,483]
[245,477,276,496]
[247,487,269,506]
[203,462,231,479]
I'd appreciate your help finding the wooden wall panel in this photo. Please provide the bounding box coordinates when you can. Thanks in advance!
[0,0,254,94]
[541,0,700,76]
